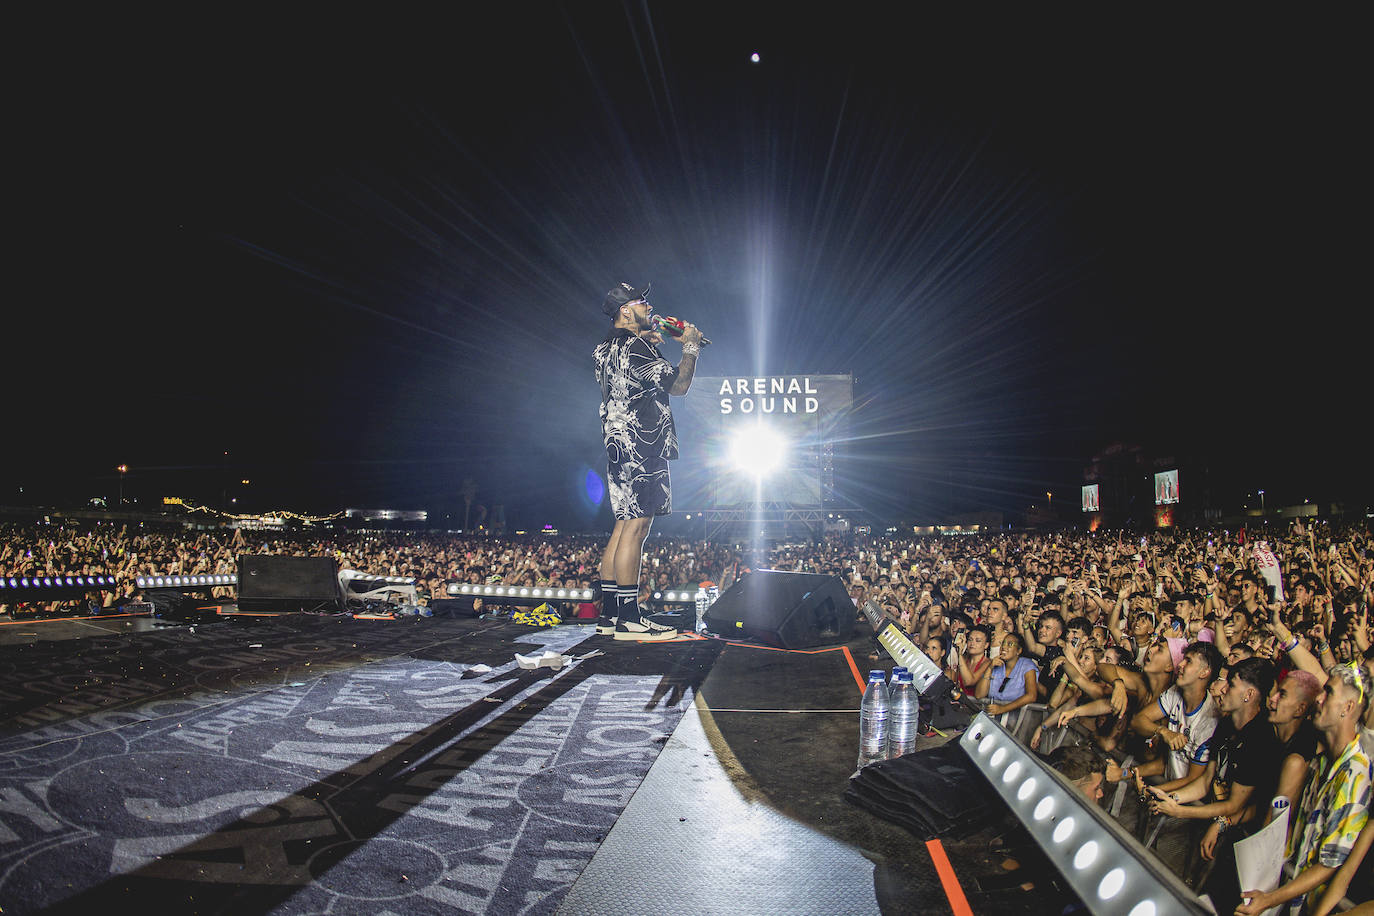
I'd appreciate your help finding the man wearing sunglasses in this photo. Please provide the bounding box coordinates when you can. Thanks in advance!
[593,282,702,641]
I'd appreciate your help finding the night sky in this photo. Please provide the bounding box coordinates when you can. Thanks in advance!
[10,10,1365,528]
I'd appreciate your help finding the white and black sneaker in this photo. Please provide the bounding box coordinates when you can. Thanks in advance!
[614,617,680,641]
[594,616,618,636]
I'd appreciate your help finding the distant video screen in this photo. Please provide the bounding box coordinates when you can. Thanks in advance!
[1154,470,1179,506]
[1081,484,1100,513]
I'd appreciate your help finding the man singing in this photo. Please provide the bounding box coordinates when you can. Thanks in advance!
[594,282,702,640]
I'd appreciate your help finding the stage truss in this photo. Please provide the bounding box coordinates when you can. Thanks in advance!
[699,501,828,541]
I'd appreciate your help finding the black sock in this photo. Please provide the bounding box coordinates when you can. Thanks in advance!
[599,579,616,618]
[617,586,641,624]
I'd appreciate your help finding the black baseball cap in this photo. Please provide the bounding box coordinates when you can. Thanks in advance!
[603,281,650,317]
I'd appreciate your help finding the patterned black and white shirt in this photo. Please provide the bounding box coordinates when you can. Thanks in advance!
[594,328,679,461]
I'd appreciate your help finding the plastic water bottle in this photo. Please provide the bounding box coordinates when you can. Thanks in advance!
[888,671,917,758]
[694,588,709,632]
[858,670,890,768]
[888,666,908,712]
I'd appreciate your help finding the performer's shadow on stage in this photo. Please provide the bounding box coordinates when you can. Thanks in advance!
[45,633,723,916]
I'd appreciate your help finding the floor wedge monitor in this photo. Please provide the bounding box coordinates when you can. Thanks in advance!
[703,570,854,648]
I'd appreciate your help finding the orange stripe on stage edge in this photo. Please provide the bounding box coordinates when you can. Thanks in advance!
[840,645,866,693]
[925,838,974,916]
[0,611,151,626]
[713,639,866,692]
[721,641,845,655]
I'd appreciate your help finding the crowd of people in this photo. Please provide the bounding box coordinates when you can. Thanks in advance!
[886,519,1373,916]
[0,521,751,615]
[2,515,1372,912]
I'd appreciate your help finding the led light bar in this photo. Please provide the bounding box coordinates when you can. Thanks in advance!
[862,599,955,697]
[960,712,1207,916]
[447,583,594,602]
[135,574,238,589]
[1,574,123,591]
[340,571,417,586]
[651,591,699,605]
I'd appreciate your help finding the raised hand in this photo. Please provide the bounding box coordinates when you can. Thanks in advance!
[1109,680,1129,717]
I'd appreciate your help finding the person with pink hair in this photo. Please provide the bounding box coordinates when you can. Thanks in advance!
[1266,670,1322,821]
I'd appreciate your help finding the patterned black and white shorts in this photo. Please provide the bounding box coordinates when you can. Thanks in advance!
[606,450,672,520]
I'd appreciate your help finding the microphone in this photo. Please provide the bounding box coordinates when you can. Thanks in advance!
[650,314,712,346]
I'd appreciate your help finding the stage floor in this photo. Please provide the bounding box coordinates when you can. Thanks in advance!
[0,603,277,646]
[0,611,1064,914]
[0,610,169,644]
[557,626,1064,916]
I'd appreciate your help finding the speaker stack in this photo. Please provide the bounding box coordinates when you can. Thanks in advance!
[703,570,855,649]
[236,555,344,614]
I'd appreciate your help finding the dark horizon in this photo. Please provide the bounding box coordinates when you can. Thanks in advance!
[8,12,1365,530]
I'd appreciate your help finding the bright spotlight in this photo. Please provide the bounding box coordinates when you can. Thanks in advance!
[729,425,786,477]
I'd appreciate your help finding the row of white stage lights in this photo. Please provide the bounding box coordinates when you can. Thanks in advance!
[449,583,595,601]
[135,575,239,589]
[1,574,234,590]
[9,574,694,606]
[339,570,416,586]
[446,583,701,605]
[2,575,125,590]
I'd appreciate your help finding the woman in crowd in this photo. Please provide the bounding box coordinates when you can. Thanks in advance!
[924,633,950,671]
[976,632,1039,718]
[951,624,992,699]
[1032,639,1109,751]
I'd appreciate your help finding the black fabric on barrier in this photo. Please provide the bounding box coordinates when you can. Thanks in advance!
[844,743,1004,840]
[428,597,481,617]
[144,588,198,619]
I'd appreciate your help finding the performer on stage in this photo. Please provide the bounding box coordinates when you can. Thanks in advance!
[594,281,702,640]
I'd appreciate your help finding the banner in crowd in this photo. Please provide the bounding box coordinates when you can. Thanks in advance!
[1154,470,1180,505]
[1253,540,1285,602]
[1081,484,1100,513]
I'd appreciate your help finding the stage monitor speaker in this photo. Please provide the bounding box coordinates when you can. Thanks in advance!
[703,570,854,649]
[144,589,201,620]
[429,597,481,619]
[237,555,343,613]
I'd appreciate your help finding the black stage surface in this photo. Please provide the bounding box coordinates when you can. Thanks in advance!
[0,612,1065,915]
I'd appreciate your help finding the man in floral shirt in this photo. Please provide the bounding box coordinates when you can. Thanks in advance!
[593,282,702,641]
